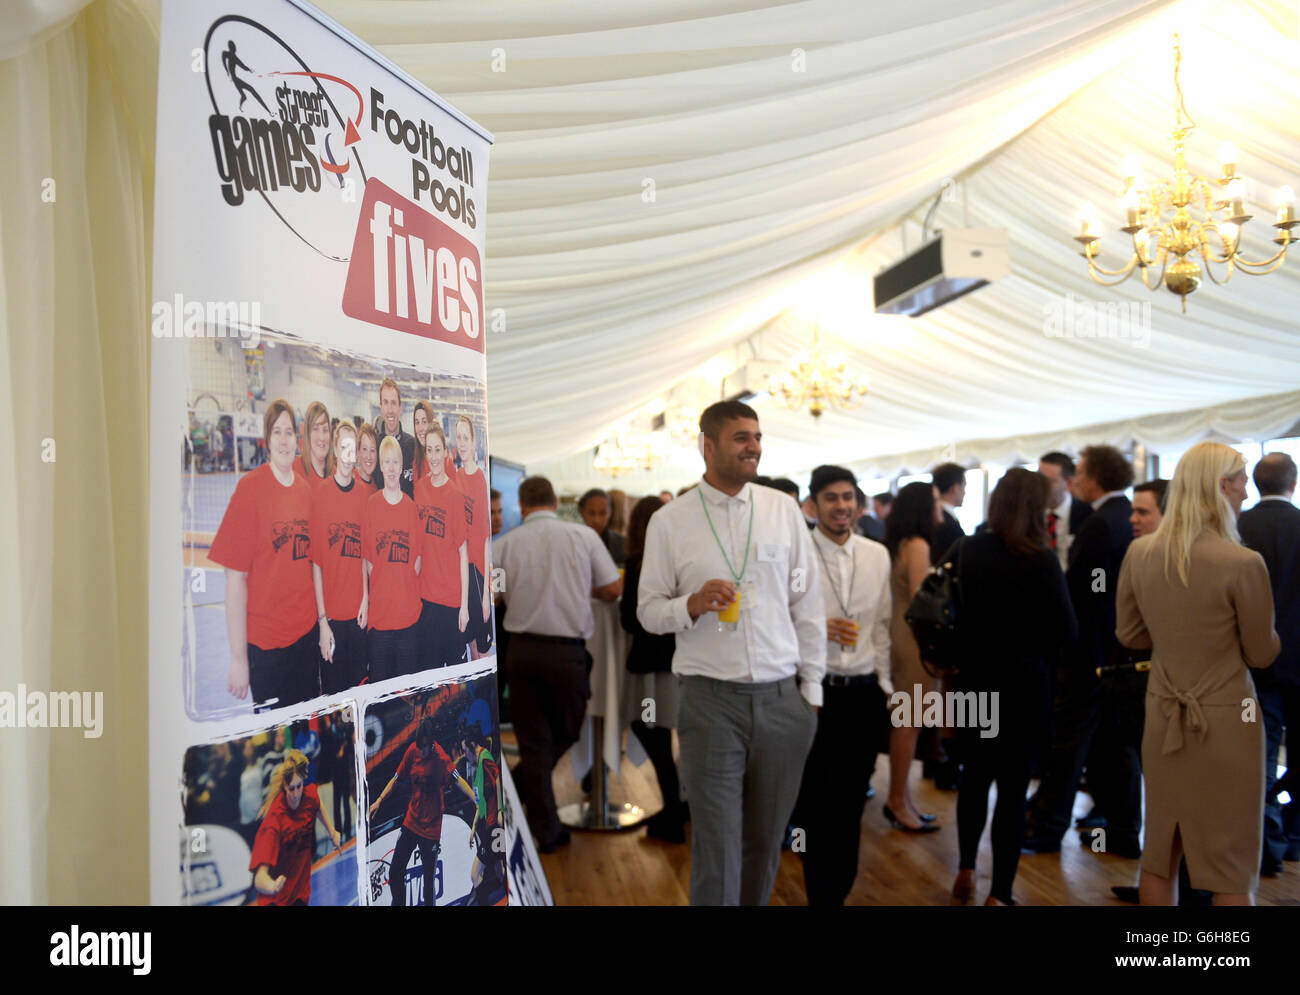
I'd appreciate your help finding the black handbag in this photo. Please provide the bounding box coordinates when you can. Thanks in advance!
[904,538,966,679]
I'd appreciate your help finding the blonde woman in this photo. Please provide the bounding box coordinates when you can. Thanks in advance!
[295,400,332,486]
[250,749,341,906]
[1117,442,1280,906]
[363,435,422,680]
[356,423,381,491]
[454,415,493,653]
[210,399,318,710]
[310,422,371,693]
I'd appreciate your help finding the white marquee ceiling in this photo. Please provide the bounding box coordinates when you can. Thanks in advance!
[13,0,1297,490]
[313,0,1300,488]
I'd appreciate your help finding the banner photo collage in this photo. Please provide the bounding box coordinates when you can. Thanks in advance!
[149,0,508,905]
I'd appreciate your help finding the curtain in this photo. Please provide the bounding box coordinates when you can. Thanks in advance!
[0,0,157,904]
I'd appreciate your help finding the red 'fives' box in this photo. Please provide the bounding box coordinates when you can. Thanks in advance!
[342,178,484,352]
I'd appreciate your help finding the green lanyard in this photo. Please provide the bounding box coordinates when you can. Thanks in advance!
[698,486,754,583]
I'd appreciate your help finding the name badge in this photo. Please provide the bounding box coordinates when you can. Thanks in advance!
[739,579,759,613]
[757,543,787,563]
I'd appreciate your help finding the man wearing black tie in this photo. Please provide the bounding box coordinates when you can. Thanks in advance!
[1025,445,1134,854]
[931,463,967,564]
[1038,452,1092,571]
[1237,453,1300,873]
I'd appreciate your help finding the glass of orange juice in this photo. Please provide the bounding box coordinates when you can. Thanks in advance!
[717,590,741,632]
[840,619,859,655]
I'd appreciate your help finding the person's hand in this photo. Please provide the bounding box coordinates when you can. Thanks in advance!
[686,580,736,620]
[331,828,341,852]
[368,799,380,819]
[481,591,491,623]
[458,606,469,632]
[827,617,858,647]
[270,874,287,895]
[356,596,368,630]
[319,620,335,662]
[227,654,250,699]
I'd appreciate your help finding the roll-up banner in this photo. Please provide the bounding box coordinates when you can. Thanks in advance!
[148,0,506,906]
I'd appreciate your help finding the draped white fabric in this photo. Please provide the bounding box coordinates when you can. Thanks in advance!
[314,0,1300,488]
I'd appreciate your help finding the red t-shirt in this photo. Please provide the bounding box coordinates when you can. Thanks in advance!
[294,459,329,488]
[455,465,491,575]
[309,475,368,621]
[362,490,420,631]
[413,476,468,608]
[396,742,455,841]
[249,783,320,906]
[355,470,382,493]
[209,463,314,650]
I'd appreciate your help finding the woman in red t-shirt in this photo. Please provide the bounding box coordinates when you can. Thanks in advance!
[355,423,382,492]
[250,749,341,906]
[453,415,493,655]
[210,400,318,711]
[414,425,470,670]
[363,435,422,682]
[294,400,332,487]
[310,421,371,694]
[368,717,475,906]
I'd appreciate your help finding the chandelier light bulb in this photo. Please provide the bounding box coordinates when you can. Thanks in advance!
[1121,154,1140,180]
[1227,178,1247,203]
[1217,141,1238,168]
[1220,221,1239,246]
[1275,185,1296,208]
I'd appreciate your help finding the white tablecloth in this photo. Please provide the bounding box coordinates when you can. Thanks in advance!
[566,599,644,778]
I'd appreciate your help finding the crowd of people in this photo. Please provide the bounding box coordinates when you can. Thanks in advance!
[208,378,493,712]
[492,398,1297,906]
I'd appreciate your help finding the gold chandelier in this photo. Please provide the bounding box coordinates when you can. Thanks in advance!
[592,430,671,477]
[1074,34,1295,312]
[767,322,868,419]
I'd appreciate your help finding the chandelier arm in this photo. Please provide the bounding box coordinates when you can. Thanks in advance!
[1198,252,1233,286]
[1084,248,1143,279]
[1229,248,1290,272]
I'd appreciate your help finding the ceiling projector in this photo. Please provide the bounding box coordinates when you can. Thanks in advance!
[873,228,1009,316]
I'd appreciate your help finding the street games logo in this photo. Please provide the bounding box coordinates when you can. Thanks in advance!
[203,16,368,260]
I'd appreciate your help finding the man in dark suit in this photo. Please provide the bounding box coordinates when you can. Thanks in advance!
[1238,453,1300,871]
[931,462,967,564]
[1025,444,1134,854]
[855,485,885,542]
[1038,452,1092,571]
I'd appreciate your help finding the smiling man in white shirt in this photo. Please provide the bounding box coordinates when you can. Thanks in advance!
[791,465,892,906]
[638,399,825,905]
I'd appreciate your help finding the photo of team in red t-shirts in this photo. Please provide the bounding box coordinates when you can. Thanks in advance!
[198,366,491,715]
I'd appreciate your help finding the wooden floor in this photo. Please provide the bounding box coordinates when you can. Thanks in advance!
[505,731,1297,906]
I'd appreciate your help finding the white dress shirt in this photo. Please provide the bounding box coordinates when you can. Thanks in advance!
[1092,490,1128,510]
[492,510,620,640]
[811,527,892,691]
[637,476,827,705]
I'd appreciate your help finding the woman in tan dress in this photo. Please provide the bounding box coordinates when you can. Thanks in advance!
[884,481,945,833]
[1116,442,1279,905]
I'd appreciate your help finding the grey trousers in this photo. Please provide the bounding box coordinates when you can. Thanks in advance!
[677,674,818,905]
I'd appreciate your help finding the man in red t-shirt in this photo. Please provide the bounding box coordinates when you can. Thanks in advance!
[414,426,470,670]
[310,422,371,693]
[210,401,318,712]
[368,716,476,906]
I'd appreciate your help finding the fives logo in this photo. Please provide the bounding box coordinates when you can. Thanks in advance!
[343,180,484,352]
